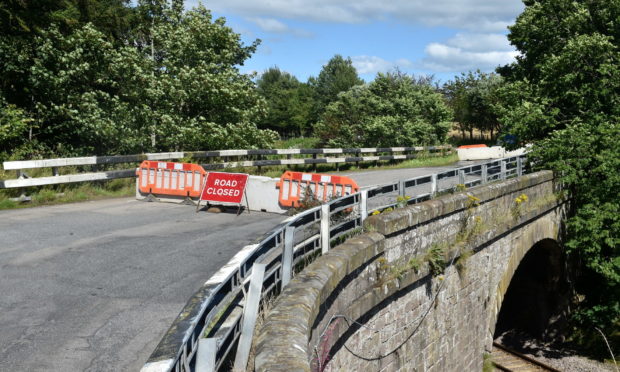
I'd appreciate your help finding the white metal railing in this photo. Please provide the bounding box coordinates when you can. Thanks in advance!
[1,146,451,189]
[141,155,527,372]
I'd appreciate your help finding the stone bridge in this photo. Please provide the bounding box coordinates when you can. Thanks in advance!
[254,171,570,372]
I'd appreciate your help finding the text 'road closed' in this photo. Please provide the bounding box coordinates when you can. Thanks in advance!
[200,172,249,204]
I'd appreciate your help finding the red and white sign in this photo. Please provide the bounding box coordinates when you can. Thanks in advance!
[200,172,249,204]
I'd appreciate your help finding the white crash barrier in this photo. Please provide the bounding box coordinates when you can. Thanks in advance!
[457,146,527,160]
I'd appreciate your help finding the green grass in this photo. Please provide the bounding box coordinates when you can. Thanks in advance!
[0,178,135,210]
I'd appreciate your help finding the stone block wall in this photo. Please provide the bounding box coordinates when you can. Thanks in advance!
[255,171,568,372]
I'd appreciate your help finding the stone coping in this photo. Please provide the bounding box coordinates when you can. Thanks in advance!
[365,170,554,236]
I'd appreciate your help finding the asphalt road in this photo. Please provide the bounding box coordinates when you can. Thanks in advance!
[0,159,484,372]
[0,199,285,372]
[338,160,482,187]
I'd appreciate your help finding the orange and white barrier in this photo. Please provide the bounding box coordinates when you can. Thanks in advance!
[136,161,206,199]
[276,171,359,207]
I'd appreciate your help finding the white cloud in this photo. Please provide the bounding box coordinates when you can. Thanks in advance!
[421,41,518,72]
[351,56,413,75]
[247,17,314,38]
[445,33,513,52]
[249,17,289,33]
[189,0,523,32]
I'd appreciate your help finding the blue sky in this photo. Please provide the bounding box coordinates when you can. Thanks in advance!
[186,0,525,83]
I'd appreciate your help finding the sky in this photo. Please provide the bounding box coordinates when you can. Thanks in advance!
[185,0,525,83]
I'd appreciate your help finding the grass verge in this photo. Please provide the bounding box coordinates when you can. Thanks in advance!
[0,178,135,210]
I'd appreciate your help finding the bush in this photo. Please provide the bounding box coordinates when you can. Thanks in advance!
[314,72,451,147]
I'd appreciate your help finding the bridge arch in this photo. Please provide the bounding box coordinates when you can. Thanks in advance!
[492,238,569,342]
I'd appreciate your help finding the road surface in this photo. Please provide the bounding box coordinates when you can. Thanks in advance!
[0,199,284,371]
[339,160,482,187]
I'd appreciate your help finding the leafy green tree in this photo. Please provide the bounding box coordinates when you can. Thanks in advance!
[0,0,80,36]
[28,24,152,154]
[147,5,276,151]
[0,95,32,154]
[256,67,314,136]
[443,70,503,140]
[0,0,136,117]
[498,0,620,335]
[309,54,364,122]
[314,72,451,147]
[3,3,277,156]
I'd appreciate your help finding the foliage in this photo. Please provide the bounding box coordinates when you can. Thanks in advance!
[396,195,410,208]
[28,23,150,155]
[0,0,134,38]
[314,72,451,147]
[0,2,277,157]
[443,70,504,140]
[425,243,447,276]
[309,54,364,122]
[256,67,314,136]
[0,96,32,154]
[144,4,277,151]
[274,136,320,149]
[498,0,620,332]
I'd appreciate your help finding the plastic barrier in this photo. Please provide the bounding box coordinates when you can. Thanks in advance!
[276,171,359,207]
[458,144,488,149]
[136,161,206,198]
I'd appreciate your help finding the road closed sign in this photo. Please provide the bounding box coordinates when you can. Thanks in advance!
[200,172,249,204]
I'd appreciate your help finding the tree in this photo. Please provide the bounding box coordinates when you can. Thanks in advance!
[309,54,364,122]
[146,4,277,151]
[314,72,451,147]
[256,67,314,136]
[1,2,277,156]
[27,24,152,154]
[0,0,137,111]
[0,95,32,155]
[498,0,620,338]
[443,71,503,140]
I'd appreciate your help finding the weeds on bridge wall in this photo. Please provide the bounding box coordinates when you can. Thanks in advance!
[511,193,529,219]
[372,187,491,285]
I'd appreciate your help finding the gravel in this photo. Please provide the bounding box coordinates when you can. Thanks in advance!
[496,330,618,372]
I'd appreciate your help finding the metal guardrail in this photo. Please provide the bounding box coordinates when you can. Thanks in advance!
[0,146,451,189]
[141,155,528,372]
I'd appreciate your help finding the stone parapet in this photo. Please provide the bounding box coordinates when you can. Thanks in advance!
[255,171,566,372]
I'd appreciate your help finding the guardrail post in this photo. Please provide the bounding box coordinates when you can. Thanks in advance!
[360,190,368,225]
[52,167,59,176]
[321,204,330,254]
[458,170,465,186]
[195,338,217,372]
[517,157,523,176]
[282,226,294,287]
[233,263,266,371]
[399,179,406,198]
[431,174,437,197]
[481,164,488,184]
[501,160,507,180]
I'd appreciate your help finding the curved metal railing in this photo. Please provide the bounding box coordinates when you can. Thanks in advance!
[141,155,527,372]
